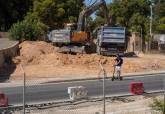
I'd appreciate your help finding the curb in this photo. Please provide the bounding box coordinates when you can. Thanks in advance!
[3,90,163,110]
[0,71,165,88]
[42,71,165,84]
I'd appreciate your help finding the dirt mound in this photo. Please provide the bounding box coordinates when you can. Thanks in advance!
[15,41,165,70]
[10,41,165,80]
[16,41,56,65]
[40,53,109,65]
[15,41,110,66]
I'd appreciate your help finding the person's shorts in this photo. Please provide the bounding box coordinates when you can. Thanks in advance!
[115,66,121,72]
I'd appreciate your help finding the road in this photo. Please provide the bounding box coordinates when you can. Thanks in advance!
[0,74,165,105]
[0,38,18,50]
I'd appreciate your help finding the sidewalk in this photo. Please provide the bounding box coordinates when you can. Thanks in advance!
[0,70,165,88]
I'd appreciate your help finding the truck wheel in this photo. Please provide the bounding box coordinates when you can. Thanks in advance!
[85,45,93,54]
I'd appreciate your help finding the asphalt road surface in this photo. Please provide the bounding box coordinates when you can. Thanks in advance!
[0,38,18,50]
[0,74,165,105]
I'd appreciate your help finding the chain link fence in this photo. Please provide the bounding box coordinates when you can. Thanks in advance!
[127,33,165,54]
[0,62,164,114]
[150,34,165,54]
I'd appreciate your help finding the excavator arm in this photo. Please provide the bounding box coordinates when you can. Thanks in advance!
[77,0,110,31]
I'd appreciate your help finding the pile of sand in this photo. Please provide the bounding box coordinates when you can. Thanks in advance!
[10,41,165,80]
[15,41,109,66]
[15,41,56,65]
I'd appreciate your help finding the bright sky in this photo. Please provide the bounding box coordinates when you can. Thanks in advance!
[85,0,112,5]
[84,0,112,19]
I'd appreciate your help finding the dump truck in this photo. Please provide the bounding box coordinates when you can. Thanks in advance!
[49,0,111,53]
[96,26,126,55]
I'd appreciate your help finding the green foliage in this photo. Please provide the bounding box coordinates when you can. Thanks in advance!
[154,17,165,34]
[6,0,84,41]
[90,0,152,39]
[30,0,84,29]
[129,13,147,32]
[102,0,152,43]
[9,19,41,41]
[153,2,165,19]
[108,0,150,29]
[0,0,84,31]
[150,98,164,113]
[153,1,165,34]
[25,12,48,36]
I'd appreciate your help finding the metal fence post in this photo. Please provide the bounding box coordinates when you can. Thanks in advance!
[20,64,26,114]
[164,75,165,114]
[99,62,106,114]
[103,69,106,114]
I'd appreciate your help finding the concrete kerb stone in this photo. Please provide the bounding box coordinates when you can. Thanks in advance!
[5,90,163,110]
[0,71,165,88]
[42,70,165,84]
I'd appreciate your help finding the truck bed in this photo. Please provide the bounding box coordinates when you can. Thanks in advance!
[97,26,126,55]
[97,26,125,44]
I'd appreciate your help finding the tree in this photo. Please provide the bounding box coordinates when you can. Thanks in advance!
[8,0,85,40]
[153,1,165,33]
[0,0,32,31]
[155,17,165,33]
[9,20,41,41]
[29,0,85,29]
[108,0,150,30]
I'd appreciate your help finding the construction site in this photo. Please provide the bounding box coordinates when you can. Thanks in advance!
[0,40,165,81]
[0,0,165,114]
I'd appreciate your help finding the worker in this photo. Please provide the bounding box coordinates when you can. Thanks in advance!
[114,54,123,80]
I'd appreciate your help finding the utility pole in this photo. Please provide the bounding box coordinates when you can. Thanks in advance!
[149,2,153,52]
[140,27,143,52]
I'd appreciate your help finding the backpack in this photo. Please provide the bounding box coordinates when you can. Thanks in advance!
[115,57,123,66]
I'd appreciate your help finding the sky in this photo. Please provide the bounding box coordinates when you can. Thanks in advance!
[85,0,112,5]
[84,0,112,19]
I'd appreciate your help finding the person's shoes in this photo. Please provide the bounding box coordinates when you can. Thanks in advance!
[119,77,123,80]
[112,77,115,81]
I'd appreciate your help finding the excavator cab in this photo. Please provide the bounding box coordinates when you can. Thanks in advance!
[64,23,77,30]
[71,31,90,43]
[64,23,90,43]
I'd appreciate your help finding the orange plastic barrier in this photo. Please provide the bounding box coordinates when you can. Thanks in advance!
[130,82,144,95]
[0,93,8,107]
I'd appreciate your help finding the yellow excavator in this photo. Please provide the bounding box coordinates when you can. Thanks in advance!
[49,0,111,53]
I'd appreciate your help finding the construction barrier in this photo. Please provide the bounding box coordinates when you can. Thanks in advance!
[0,92,8,107]
[130,82,144,95]
[68,86,88,101]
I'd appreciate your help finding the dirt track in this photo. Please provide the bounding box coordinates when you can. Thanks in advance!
[6,41,165,80]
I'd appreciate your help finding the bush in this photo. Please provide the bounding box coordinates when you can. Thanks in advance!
[9,20,41,41]
[150,98,164,114]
